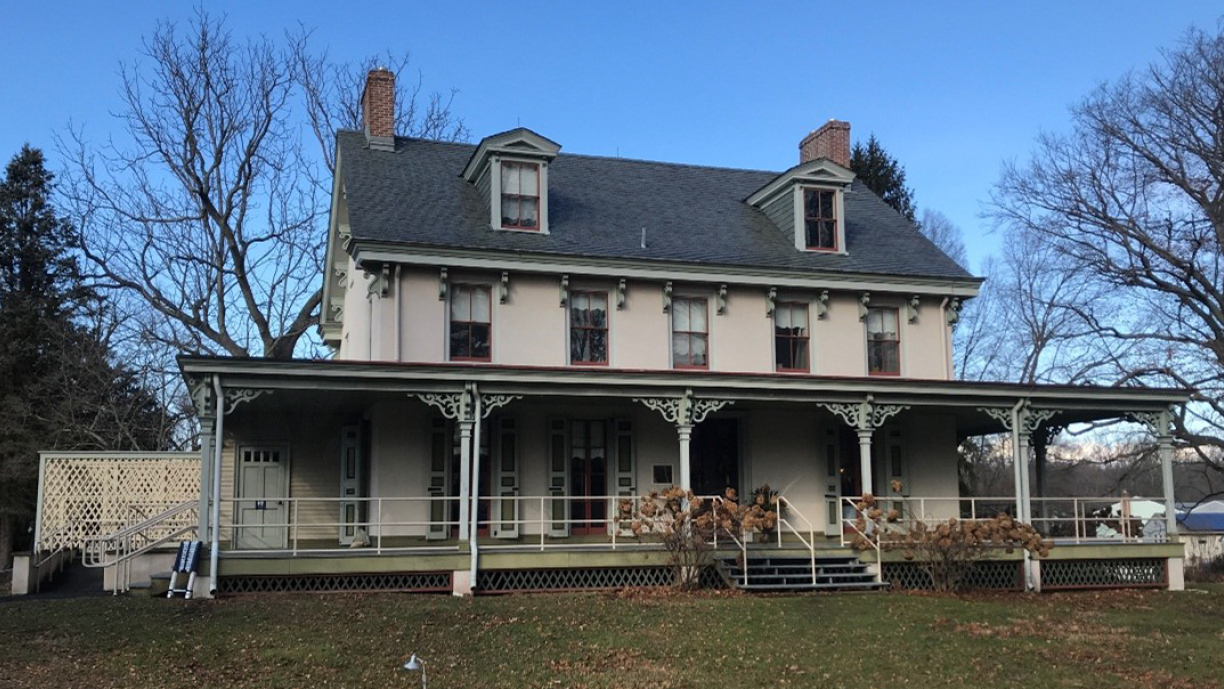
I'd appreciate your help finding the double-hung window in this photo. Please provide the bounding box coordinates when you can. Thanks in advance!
[866,307,900,375]
[671,297,709,369]
[803,188,837,251]
[570,291,609,365]
[500,161,540,230]
[774,302,810,372]
[449,284,492,361]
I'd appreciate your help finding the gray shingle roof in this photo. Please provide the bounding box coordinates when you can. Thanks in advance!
[337,130,975,281]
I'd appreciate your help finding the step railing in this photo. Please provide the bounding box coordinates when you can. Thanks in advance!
[837,498,883,584]
[775,497,819,586]
[82,500,198,594]
[709,495,750,587]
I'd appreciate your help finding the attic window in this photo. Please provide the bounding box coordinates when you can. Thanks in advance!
[803,188,837,251]
[500,161,540,230]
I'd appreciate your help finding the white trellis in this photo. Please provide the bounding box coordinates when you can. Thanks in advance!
[35,452,200,551]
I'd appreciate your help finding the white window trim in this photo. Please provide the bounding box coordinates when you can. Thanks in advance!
[491,155,550,235]
[793,184,847,255]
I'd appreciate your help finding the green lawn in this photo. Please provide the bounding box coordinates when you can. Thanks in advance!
[2,586,1223,689]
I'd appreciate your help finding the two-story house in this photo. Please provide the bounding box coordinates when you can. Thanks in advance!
[177,69,1188,596]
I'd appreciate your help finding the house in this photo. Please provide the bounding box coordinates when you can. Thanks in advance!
[40,69,1190,597]
[1178,501,1224,566]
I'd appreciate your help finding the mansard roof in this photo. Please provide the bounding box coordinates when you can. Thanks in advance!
[335,129,976,282]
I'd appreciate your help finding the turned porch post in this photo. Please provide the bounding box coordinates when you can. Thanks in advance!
[820,397,908,498]
[856,428,875,497]
[635,389,733,495]
[456,419,474,541]
[677,425,694,492]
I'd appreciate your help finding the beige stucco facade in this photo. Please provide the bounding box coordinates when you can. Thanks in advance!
[339,265,956,380]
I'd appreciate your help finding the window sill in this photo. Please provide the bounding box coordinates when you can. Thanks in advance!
[868,370,902,377]
[776,368,810,374]
[569,361,609,368]
[450,357,493,363]
[496,225,547,234]
[672,365,710,371]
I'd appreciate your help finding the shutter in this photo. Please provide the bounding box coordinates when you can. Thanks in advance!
[426,418,450,540]
[823,427,842,535]
[548,418,569,537]
[339,425,362,544]
[612,419,636,535]
[881,426,908,518]
[492,418,520,539]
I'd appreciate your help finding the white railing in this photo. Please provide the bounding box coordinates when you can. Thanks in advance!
[776,496,821,586]
[838,495,1169,547]
[82,501,198,594]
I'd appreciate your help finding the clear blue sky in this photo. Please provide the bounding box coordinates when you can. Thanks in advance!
[2,2,1220,270]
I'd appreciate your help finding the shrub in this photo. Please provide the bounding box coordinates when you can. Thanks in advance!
[850,482,1052,592]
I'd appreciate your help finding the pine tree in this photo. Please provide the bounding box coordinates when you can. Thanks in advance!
[850,135,917,222]
[0,146,169,569]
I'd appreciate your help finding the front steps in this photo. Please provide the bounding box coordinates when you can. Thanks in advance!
[719,553,887,592]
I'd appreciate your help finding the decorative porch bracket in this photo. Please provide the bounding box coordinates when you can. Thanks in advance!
[976,403,1056,525]
[634,389,734,492]
[820,397,908,496]
[223,389,273,415]
[1128,408,1179,537]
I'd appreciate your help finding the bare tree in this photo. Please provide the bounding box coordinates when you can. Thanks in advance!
[58,11,467,360]
[917,209,969,271]
[992,26,1224,463]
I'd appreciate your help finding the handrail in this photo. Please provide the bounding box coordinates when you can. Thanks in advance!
[839,497,883,584]
[81,499,198,594]
[90,500,196,546]
[709,495,749,587]
[776,497,818,586]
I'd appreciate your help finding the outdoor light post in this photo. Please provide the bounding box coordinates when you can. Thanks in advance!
[404,654,427,689]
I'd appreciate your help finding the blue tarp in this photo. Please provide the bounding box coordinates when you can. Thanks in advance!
[1177,510,1224,532]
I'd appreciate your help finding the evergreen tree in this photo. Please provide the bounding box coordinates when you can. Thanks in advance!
[850,135,917,221]
[0,146,169,569]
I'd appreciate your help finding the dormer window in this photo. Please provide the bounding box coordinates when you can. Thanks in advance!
[500,161,540,229]
[803,188,837,251]
[462,127,561,235]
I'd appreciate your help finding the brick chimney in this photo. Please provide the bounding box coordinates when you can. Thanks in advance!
[361,68,395,150]
[799,119,851,167]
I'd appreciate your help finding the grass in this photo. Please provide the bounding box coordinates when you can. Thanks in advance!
[2,586,1223,689]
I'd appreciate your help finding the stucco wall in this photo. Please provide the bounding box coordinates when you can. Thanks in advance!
[338,265,955,380]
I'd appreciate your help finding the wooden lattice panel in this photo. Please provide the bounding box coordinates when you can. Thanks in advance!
[37,452,200,550]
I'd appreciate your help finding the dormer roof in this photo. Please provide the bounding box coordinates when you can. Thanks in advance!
[461,127,562,182]
[745,158,857,207]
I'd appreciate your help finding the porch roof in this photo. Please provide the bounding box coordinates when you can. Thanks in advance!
[180,356,1187,436]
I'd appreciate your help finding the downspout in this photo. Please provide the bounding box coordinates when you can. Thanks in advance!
[469,388,482,589]
[209,375,225,596]
[938,297,951,379]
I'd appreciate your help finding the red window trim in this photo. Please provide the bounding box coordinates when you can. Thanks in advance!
[671,297,710,370]
[802,186,838,252]
[449,283,493,363]
[500,160,541,231]
[774,301,811,374]
[866,306,901,377]
[569,290,610,367]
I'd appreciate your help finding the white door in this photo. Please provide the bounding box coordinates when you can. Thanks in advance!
[236,445,289,549]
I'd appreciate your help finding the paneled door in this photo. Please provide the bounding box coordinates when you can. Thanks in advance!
[236,445,289,549]
[569,420,608,535]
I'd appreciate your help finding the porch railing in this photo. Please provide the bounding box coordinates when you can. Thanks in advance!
[838,495,1169,547]
[82,500,198,594]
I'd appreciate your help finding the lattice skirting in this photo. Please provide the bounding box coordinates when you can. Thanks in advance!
[883,560,1023,591]
[1040,558,1167,590]
[217,571,452,595]
[478,566,726,593]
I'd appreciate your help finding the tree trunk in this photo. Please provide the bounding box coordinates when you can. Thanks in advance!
[0,515,13,572]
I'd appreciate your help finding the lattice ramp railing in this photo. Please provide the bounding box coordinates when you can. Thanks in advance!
[218,571,453,595]
[1040,558,1167,590]
[37,452,199,551]
[883,560,1023,591]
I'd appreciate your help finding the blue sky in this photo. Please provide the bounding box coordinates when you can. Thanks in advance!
[2,2,1220,270]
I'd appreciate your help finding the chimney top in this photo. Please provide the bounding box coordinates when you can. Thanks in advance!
[361,68,395,150]
[799,119,851,168]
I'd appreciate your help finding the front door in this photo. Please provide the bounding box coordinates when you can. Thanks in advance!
[569,420,608,535]
[691,418,739,498]
[236,445,289,549]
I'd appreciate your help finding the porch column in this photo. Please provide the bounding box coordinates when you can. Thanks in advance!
[635,389,733,495]
[1155,410,1178,537]
[197,415,215,542]
[820,397,908,497]
[677,425,693,491]
[456,419,474,541]
[856,428,875,497]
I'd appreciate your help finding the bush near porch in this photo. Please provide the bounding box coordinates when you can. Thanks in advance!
[2,587,1223,689]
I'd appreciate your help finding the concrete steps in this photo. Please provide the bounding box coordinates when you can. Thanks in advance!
[719,554,888,592]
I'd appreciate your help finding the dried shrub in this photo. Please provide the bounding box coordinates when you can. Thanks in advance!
[618,487,778,589]
[850,482,1053,592]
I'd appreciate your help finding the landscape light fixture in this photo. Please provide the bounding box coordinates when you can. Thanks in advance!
[403,654,428,688]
